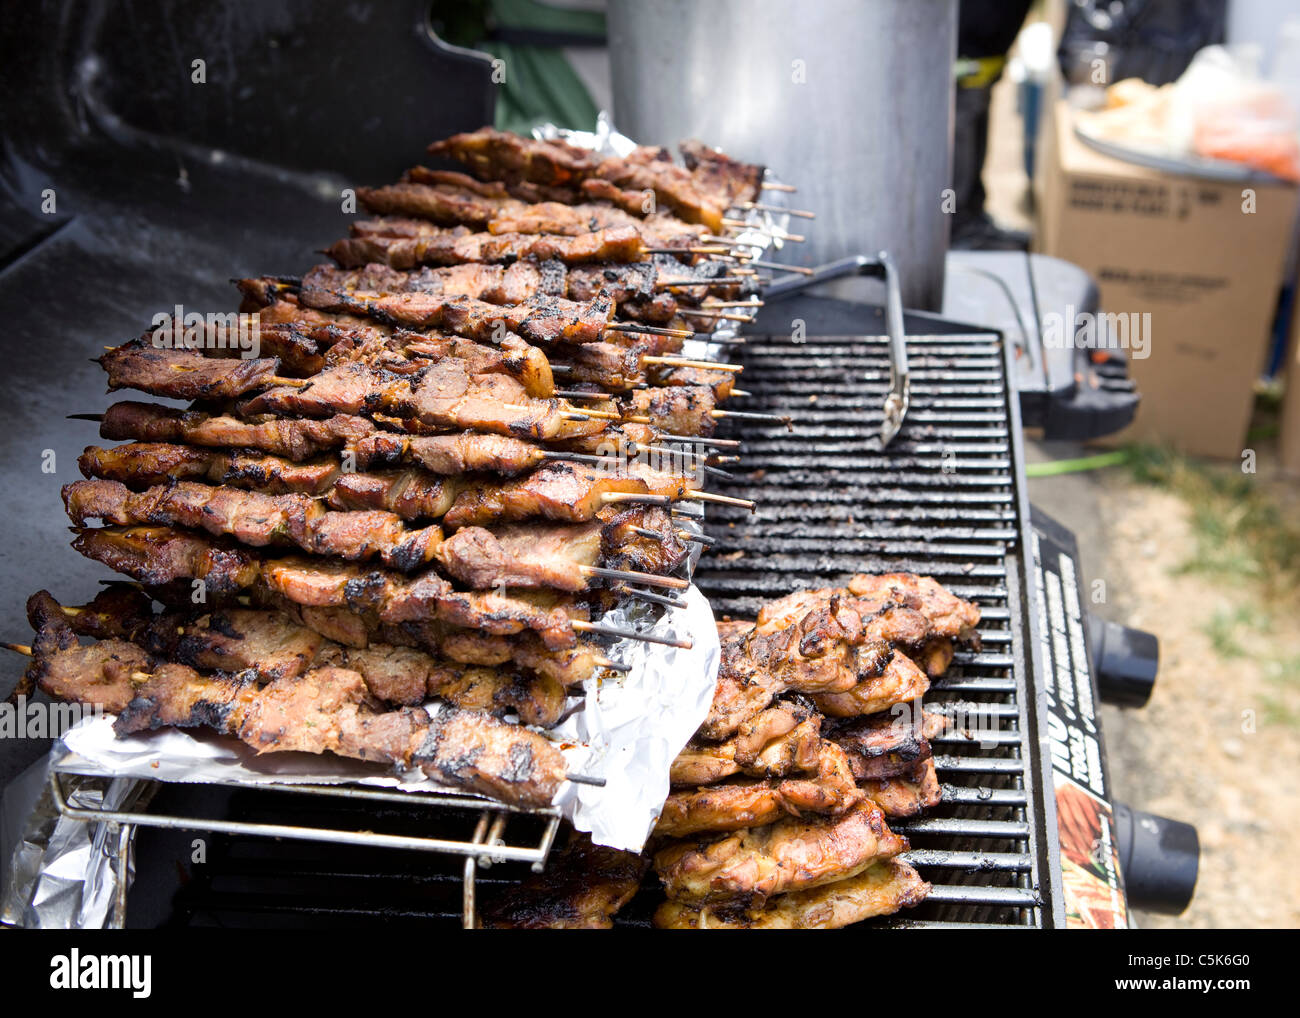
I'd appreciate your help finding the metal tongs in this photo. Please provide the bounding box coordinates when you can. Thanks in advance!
[764,253,911,447]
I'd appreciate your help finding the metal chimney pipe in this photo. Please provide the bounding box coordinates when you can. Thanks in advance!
[608,0,957,310]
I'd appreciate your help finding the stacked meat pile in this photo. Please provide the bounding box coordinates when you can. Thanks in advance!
[480,573,980,928]
[11,128,790,809]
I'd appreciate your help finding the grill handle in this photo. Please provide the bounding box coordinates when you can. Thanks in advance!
[764,253,910,446]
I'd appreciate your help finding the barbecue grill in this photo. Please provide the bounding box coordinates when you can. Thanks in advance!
[0,0,1195,929]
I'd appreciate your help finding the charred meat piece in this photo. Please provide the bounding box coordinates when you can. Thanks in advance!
[679,139,765,205]
[810,652,931,718]
[326,222,643,270]
[80,443,340,495]
[656,738,862,837]
[242,360,605,442]
[653,799,907,906]
[70,527,585,649]
[479,833,649,929]
[670,700,822,786]
[304,286,618,347]
[97,401,374,461]
[25,604,568,807]
[99,340,281,400]
[64,479,445,572]
[428,127,602,188]
[653,859,929,930]
[860,758,943,819]
[826,706,946,782]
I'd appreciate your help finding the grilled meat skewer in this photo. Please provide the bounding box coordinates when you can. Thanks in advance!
[70,526,587,650]
[326,222,647,270]
[31,589,568,726]
[22,602,567,807]
[357,181,711,251]
[65,478,445,572]
[66,477,689,590]
[428,129,763,233]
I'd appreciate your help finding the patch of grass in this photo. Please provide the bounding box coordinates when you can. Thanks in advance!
[1207,604,1265,659]
[1124,443,1300,591]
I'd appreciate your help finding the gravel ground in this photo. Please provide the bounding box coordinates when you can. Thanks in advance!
[1029,443,1300,929]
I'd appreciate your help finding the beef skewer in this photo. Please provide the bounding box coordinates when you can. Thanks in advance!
[70,526,693,650]
[15,605,572,808]
[327,220,716,271]
[38,581,624,688]
[428,130,757,233]
[65,478,691,591]
[76,402,737,471]
[74,432,745,522]
[29,589,571,726]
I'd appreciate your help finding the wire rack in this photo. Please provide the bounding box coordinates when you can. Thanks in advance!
[47,763,562,928]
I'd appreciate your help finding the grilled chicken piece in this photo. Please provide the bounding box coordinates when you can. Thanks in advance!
[80,443,340,495]
[98,340,281,400]
[757,575,981,643]
[653,799,907,905]
[478,834,649,929]
[810,652,931,718]
[670,701,822,786]
[653,859,929,930]
[326,222,643,270]
[328,469,461,520]
[827,706,946,781]
[25,602,568,807]
[700,606,933,739]
[71,527,585,649]
[860,759,943,819]
[65,479,444,572]
[253,590,609,686]
[441,461,656,529]
[655,739,862,837]
[629,385,718,437]
[98,401,374,461]
[352,431,555,477]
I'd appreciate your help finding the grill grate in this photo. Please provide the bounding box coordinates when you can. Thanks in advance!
[690,330,1056,928]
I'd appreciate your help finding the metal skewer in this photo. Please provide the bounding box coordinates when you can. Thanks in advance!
[614,584,687,610]
[733,201,816,219]
[571,620,693,649]
[581,565,689,591]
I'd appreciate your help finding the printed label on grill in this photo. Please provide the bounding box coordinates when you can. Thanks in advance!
[1031,527,1128,930]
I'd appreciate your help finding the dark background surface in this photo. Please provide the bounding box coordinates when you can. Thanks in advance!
[0,0,494,789]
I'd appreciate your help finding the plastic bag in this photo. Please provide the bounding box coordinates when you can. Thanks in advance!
[1170,46,1300,181]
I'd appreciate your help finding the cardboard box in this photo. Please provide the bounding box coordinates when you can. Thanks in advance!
[1036,99,1298,459]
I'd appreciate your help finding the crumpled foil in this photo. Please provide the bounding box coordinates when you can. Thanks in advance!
[1,762,152,928]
